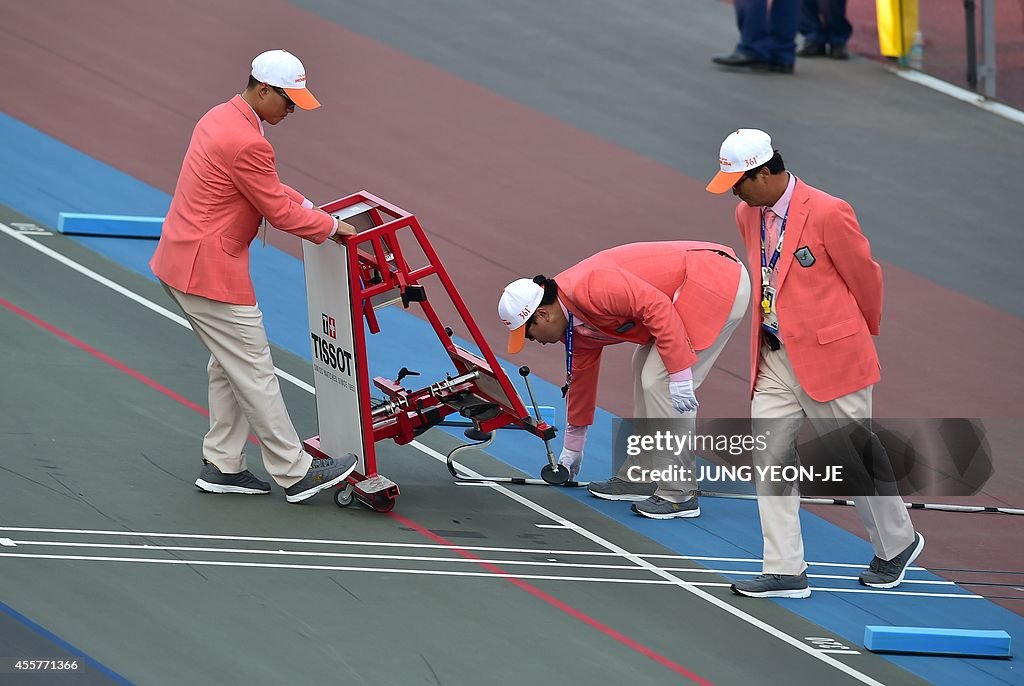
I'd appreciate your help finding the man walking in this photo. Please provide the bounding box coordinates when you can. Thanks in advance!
[706,129,923,597]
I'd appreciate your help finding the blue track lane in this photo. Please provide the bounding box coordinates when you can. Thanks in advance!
[1,113,1020,686]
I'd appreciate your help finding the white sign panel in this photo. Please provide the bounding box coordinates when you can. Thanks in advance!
[303,240,365,472]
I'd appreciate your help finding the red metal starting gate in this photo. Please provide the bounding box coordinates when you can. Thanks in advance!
[302,191,563,513]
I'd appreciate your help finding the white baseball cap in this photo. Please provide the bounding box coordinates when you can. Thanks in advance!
[251,50,321,110]
[705,129,774,194]
[498,278,545,354]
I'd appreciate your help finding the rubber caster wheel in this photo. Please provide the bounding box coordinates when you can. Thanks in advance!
[540,464,569,485]
[334,484,355,508]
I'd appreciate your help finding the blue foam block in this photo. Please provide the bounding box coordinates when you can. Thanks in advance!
[57,212,163,238]
[864,625,1012,658]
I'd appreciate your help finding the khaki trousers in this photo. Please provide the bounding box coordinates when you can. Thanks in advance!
[163,284,311,488]
[617,264,751,501]
[751,343,915,574]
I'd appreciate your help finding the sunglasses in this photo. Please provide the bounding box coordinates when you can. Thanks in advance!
[525,312,539,340]
[269,85,295,110]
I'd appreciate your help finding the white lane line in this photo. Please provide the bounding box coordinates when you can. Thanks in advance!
[0,527,933,572]
[6,539,649,571]
[0,526,635,556]
[0,552,662,584]
[411,440,892,685]
[0,538,15,547]
[0,223,933,685]
[0,552,982,599]
[2,528,958,589]
[2,537,969,595]
[893,68,1024,127]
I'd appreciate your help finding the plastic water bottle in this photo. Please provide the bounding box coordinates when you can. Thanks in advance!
[908,31,924,70]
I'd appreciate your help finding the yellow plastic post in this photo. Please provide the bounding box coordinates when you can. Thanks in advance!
[876,0,919,57]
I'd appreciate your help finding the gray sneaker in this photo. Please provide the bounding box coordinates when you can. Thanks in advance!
[284,454,358,503]
[731,572,811,599]
[195,461,271,495]
[587,477,657,501]
[631,495,700,519]
[858,532,925,589]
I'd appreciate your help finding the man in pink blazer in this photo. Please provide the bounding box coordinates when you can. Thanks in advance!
[151,50,357,503]
[498,241,750,519]
[706,129,922,597]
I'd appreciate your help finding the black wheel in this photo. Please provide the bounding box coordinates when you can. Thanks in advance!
[540,464,569,485]
[334,484,355,508]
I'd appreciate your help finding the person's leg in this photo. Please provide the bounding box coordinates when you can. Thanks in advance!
[164,285,310,488]
[749,347,807,575]
[797,0,829,56]
[815,387,915,561]
[731,344,811,598]
[768,0,801,67]
[612,344,657,482]
[688,264,751,387]
[823,0,853,48]
[799,0,825,43]
[635,265,750,509]
[637,345,696,503]
[735,0,773,60]
[588,345,659,501]
[203,353,253,473]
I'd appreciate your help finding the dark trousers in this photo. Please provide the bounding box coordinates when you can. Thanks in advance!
[734,0,800,65]
[799,0,852,47]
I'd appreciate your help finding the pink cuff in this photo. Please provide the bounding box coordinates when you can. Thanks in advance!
[564,423,589,452]
[668,367,693,383]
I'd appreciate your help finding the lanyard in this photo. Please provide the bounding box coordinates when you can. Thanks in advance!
[561,312,574,398]
[760,207,789,286]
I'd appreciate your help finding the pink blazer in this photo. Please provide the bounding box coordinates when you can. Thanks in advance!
[555,241,742,426]
[150,95,334,305]
[737,179,882,403]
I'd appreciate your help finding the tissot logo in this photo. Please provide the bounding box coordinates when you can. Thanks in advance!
[311,333,353,375]
[322,313,336,339]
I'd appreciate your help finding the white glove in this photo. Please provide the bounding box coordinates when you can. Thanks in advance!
[558,448,583,480]
[669,379,699,413]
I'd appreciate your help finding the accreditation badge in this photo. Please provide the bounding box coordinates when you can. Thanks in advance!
[760,285,779,334]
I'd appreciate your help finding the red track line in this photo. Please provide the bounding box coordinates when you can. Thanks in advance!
[1,296,208,417]
[2,294,715,684]
[0,296,266,444]
[389,512,714,685]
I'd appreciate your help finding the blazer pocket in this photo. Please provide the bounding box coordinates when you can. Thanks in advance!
[816,317,862,345]
[220,236,247,257]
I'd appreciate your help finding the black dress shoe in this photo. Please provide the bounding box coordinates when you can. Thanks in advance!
[712,51,756,66]
[828,44,850,60]
[770,62,795,74]
[796,41,827,57]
